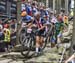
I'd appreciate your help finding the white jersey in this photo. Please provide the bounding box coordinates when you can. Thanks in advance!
[51,17,58,24]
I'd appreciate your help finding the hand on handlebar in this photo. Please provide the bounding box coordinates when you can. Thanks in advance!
[32,24,37,27]
[34,29,40,32]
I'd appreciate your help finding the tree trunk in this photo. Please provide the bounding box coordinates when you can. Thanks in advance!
[70,0,75,55]
[65,0,68,15]
[16,0,21,45]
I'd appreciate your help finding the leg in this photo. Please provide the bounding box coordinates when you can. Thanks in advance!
[36,36,40,53]
[57,32,62,44]
[4,42,8,52]
[40,36,44,47]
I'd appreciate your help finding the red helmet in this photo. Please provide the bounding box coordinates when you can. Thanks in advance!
[58,16,62,21]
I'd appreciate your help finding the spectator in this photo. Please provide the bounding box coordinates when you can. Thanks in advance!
[0,25,5,52]
[32,1,38,15]
[3,24,11,52]
[10,19,17,47]
[10,19,17,33]
[0,24,3,40]
[63,15,69,26]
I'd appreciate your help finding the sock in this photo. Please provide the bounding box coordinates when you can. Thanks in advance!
[39,47,41,52]
[36,47,39,53]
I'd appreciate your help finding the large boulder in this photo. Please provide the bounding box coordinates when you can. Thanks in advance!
[62,22,73,37]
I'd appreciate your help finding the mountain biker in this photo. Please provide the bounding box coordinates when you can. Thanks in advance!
[25,2,32,16]
[32,2,38,16]
[50,13,58,46]
[40,6,46,18]
[43,14,53,45]
[43,15,50,27]
[33,12,45,55]
[21,11,34,28]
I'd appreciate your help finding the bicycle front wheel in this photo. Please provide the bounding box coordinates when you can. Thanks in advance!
[21,38,31,57]
[19,27,27,44]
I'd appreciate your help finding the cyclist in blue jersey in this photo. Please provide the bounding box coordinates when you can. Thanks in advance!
[21,11,34,28]
[25,2,32,16]
[32,2,38,16]
[40,6,45,18]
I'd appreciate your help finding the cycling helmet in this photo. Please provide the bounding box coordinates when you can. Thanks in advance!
[21,11,27,17]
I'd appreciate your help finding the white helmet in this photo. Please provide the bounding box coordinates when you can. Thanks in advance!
[34,12,40,17]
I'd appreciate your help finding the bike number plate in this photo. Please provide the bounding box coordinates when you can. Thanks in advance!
[27,29,32,33]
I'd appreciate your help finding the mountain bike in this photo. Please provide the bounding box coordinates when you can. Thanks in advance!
[21,27,48,56]
[19,27,32,56]
[19,23,52,57]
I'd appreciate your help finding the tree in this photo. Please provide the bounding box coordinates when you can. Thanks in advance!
[70,0,75,55]
[16,0,21,44]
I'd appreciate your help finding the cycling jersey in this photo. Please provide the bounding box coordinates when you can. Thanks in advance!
[55,22,63,31]
[55,22,64,37]
[26,5,32,16]
[51,17,58,24]
[40,9,45,18]
[45,10,49,18]
[22,15,33,23]
[33,18,45,28]
[33,18,45,36]
[32,7,38,15]
[45,20,50,24]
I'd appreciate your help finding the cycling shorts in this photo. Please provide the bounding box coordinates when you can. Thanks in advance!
[36,29,45,36]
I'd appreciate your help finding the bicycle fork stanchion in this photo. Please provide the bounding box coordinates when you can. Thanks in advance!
[59,44,67,63]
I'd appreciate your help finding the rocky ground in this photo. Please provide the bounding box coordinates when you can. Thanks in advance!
[0,43,71,63]
[0,21,73,63]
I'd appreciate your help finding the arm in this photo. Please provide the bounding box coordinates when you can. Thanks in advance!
[26,22,32,27]
[65,53,75,63]
[26,17,34,28]
[39,26,45,30]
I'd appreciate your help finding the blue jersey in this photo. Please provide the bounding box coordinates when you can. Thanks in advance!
[26,5,32,16]
[45,10,49,16]
[40,10,45,18]
[32,7,38,14]
[22,15,32,23]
